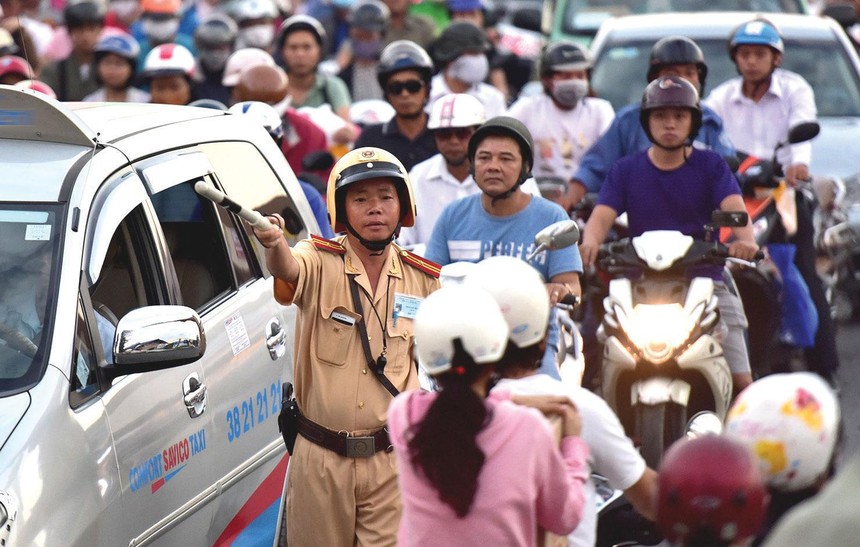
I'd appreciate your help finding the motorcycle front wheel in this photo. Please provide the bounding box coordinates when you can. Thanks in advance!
[636,402,687,468]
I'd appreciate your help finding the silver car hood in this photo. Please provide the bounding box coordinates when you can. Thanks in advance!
[0,393,29,446]
[813,117,860,180]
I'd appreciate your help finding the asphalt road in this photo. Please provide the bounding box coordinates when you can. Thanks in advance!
[836,320,860,459]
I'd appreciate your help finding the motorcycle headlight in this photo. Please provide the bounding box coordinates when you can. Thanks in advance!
[618,303,696,364]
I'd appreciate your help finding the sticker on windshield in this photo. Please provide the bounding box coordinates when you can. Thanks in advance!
[225,312,251,355]
[25,224,51,241]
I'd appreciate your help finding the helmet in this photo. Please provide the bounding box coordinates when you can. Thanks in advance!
[639,76,703,144]
[464,256,549,348]
[14,79,57,99]
[0,55,35,81]
[64,0,106,29]
[221,47,275,86]
[189,98,229,110]
[540,41,593,76]
[647,36,708,90]
[468,115,534,174]
[194,13,238,49]
[229,0,277,22]
[657,436,769,546]
[376,40,433,86]
[414,285,509,376]
[0,28,19,56]
[433,21,490,65]
[140,0,180,14]
[229,101,284,142]
[275,14,326,50]
[427,93,485,130]
[729,18,784,58]
[141,43,195,79]
[234,63,288,104]
[94,31,140,61]
[349,0,389,33]
[326,147,416,233]
[724,372,841,492]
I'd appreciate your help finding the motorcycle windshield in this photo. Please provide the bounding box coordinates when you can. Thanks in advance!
[0,205,63,397]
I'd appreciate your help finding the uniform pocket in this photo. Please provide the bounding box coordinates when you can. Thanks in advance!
[383,317,414,375]
[314,306,360,367]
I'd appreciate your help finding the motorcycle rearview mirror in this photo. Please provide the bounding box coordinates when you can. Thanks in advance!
[527,220,581,261]
[685,411,723,440]
[787,121,820,145]
[710,210,749,228]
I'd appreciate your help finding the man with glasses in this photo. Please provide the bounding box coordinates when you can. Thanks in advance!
[354,40,438,171]
[399,93,541,250]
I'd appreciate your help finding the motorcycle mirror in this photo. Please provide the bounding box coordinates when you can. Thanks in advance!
[527,220,581,261]
[685,411,723,440]
[710,210,749,228]
[787,121,820,145]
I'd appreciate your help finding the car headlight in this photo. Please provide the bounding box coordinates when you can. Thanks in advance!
[618,303,696,364]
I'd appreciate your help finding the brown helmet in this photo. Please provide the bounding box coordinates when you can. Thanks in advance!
[234,64,288,104]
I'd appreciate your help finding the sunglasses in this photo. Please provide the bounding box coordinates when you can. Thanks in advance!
[386,80,424,95]
[434,127,474,141]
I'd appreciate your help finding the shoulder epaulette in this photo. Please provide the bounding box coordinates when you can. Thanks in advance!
[399,249,441,278]
[310,234,346,255]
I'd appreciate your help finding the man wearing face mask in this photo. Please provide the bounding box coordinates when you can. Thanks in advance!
[131,0,195,70]
[191,12,236,104]
[427,21,505,119]
[338,0,389,102]
[230,0,277,50]
[508,41,614,201]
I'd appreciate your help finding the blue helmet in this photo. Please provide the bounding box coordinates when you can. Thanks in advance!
[94,31,140,61]
[729,19,784,58]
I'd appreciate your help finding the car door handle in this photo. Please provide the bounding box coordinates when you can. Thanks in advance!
[266,318,287,361]
[182,372,207,418]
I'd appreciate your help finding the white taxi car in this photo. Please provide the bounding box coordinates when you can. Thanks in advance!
[0,86,318,545]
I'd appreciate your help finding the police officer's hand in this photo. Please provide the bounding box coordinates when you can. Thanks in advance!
[254,213,286,249]
[785,163,810,187]
[728,240,759,262]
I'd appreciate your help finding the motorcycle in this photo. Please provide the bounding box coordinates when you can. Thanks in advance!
[597,211,756,468]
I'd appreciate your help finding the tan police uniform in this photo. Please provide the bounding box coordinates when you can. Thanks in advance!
[277,234,440,547]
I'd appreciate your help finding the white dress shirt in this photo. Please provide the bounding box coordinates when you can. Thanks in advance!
[399,153,541,248]
[704,68,817,169]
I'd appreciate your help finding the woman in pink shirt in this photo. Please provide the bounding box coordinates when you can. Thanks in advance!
[388,285,589,546]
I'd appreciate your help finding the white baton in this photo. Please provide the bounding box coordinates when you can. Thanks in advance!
[193,181,274,231]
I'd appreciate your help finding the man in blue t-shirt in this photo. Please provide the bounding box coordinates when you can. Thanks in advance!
[425,116,583,379]
[560,36,735,211]
[580,76,758,394]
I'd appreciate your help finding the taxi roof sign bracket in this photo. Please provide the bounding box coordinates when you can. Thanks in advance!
[0,84,98,147]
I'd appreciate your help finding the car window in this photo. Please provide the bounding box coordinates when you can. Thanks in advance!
[591,37,860,117]
[0,206,62,396]
[71,297,99,405]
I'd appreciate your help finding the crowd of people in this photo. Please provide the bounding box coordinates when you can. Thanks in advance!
[2,0,853,544]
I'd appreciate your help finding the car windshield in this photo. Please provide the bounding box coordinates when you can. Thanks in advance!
[563,0,804,35]
[591,37,860,117]
[0,206,62,397]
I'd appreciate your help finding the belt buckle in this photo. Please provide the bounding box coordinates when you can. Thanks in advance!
[345,435,375,458]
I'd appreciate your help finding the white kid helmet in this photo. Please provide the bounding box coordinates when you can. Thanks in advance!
[464,256,550,348]
[725,372,841,492]
[414,285,509,376]
[427,93,486,130]
[141,43,195,79]
[221,47,275,86]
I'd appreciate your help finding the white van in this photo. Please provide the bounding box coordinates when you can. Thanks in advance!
[0,86,318,545]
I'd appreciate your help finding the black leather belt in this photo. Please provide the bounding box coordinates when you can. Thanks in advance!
[296,411,392,458]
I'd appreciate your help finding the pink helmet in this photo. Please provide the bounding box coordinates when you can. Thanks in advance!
[0,55,35,82]
[221,47,275,87]
[657,436,768,546]
[14,79,58,100]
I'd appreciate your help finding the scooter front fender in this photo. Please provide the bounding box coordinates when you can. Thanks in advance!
[631,377,691,407]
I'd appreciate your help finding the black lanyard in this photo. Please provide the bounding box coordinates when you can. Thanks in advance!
[348,275,400,397]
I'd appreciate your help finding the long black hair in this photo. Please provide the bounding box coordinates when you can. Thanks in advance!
[407,340,492,517]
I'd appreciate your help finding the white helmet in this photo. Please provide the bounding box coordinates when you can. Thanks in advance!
[228,101,284,141]
[438,261,478,287]
[725,372,841,492]
[464,256,549,348]
[141,43,195,79]
[228,0,277,22]
[427,93,486,130]
[414,285,509,376]
[221,47,275,86]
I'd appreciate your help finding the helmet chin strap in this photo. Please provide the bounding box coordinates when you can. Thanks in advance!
[345,221,400,255]
[489,173,527,206]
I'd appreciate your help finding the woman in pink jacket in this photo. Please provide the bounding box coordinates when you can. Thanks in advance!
[388,285,588,546]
